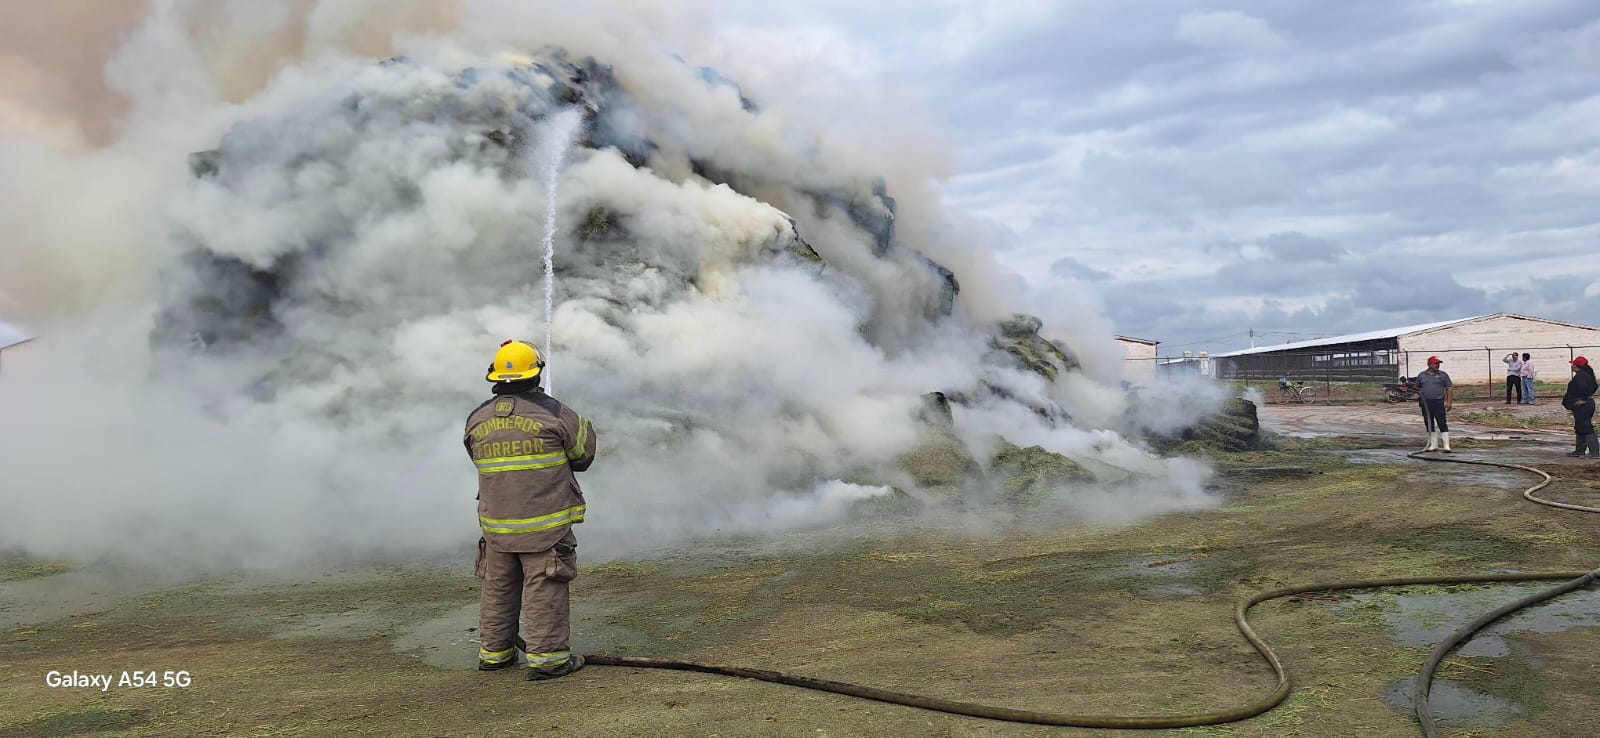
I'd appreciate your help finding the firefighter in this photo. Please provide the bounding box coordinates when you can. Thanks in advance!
[465,340,597,679]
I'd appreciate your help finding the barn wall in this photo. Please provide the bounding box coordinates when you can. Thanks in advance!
[1397,315,1600,385]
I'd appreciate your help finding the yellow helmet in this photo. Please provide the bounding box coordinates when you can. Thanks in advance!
[486,340,545,382]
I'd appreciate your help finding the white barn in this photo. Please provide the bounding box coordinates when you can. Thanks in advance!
[1212,313,1600,385]
[1116,335,1159,382]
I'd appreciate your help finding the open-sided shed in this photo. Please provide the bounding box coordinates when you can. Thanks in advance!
[1212,313,1600,385]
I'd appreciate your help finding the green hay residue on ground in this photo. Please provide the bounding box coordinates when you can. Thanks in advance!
[0,552,69,582]
[3,444,1597,737]
[581,561,664,583]
[1460,410,1553,429]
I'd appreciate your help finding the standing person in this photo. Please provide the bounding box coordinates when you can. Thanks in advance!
[1519,353,1537,404]
[1562,356,1597,458]
[1415,356,1455,453]
[465,340,598,680]
[1502,352,1523,404]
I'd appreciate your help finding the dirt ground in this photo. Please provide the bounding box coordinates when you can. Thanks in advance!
[3,403,1599,738]
[1255,398,1579,441]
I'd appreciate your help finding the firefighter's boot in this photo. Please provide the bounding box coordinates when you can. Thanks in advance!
[1587,434,1599,459]
[1440,432,1453,453]
[1567,434,1586,457]
[1422,432,1438,452]
[527,654,586,681]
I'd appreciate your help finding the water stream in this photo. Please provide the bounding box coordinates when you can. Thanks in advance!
[534,108,585,392]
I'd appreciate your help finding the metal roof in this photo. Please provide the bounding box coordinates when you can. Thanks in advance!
[1211,315,1494,358]
[1212,313,1600,358]
[1114,335,1159,345]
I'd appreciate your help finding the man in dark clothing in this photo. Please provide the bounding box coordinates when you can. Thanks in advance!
[1502,353,1523,404]
[465,339,598,680]
[1414,356,1454,453]
[1562,356,1597,458]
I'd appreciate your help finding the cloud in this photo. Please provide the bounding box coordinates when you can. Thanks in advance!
[1174,10,1289,52]
[1050,256,1111,281]
[1259,232,1345,262]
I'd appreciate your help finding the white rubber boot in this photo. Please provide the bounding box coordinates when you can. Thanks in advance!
[1422,432,1438,452]
[1440,432,1453,453]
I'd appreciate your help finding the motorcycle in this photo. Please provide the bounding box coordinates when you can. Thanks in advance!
[1383,379,1420,403]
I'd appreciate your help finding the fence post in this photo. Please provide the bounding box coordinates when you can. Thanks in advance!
[1325,351,1331,400]
[1485,347,1492,403]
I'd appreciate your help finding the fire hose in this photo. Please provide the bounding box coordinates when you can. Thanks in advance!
[586,449,1600,732]
[1403,450,1599,737]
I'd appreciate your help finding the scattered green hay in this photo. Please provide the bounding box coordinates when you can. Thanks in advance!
[1275,435,1413,451]
[582,206,611,238]
[987,441,1091,506]
[4,446,1597,737]
[784,238,825,265]
[0,552,69,582]
[852,486,926,517]
[1460,410,1552,429]
[581,561,664,583]
[1155,397,1264,455]
[991,313,1077,381]
[897,430,981,502]
[0,708,153,738]
[1257,684,1338,733]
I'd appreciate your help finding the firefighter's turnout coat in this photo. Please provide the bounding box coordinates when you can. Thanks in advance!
[465,389,596,552]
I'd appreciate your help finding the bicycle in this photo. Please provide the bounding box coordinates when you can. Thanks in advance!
[1278,382,1317,404]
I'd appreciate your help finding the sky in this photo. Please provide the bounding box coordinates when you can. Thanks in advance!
[1,1,1597,354]
[710,0,1600,354]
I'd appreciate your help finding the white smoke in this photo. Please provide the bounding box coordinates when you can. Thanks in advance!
[0,2,1227,571]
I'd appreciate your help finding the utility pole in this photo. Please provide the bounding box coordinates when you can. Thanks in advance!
[1249,328,1255,349]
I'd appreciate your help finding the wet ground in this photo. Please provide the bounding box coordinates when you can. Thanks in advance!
[3,408,1600,737]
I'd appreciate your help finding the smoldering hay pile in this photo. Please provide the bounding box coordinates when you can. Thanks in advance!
[0,45,1238,569]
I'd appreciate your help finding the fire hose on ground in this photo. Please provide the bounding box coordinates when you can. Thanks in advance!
[586,449,1600,734]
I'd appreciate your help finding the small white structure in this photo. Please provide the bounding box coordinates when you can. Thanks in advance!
[1160,350,1212,378]
[1212,313,1600,385]
[1116,335,1159,382]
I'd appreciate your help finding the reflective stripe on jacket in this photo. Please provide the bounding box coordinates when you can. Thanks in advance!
[465,389,598,552]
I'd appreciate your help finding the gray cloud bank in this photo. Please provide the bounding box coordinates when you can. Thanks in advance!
[718,1,1600,349]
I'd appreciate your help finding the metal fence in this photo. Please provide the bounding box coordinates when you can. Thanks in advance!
[1125,344,1600,404]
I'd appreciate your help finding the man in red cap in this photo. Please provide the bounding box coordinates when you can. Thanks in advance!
[1561,357,1597,458]
[1413,356,1454,452]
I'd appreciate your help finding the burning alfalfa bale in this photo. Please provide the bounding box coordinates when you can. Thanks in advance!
[0,38,1231,568]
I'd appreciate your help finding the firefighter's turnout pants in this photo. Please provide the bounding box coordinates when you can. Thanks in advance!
[476,530,578,672]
